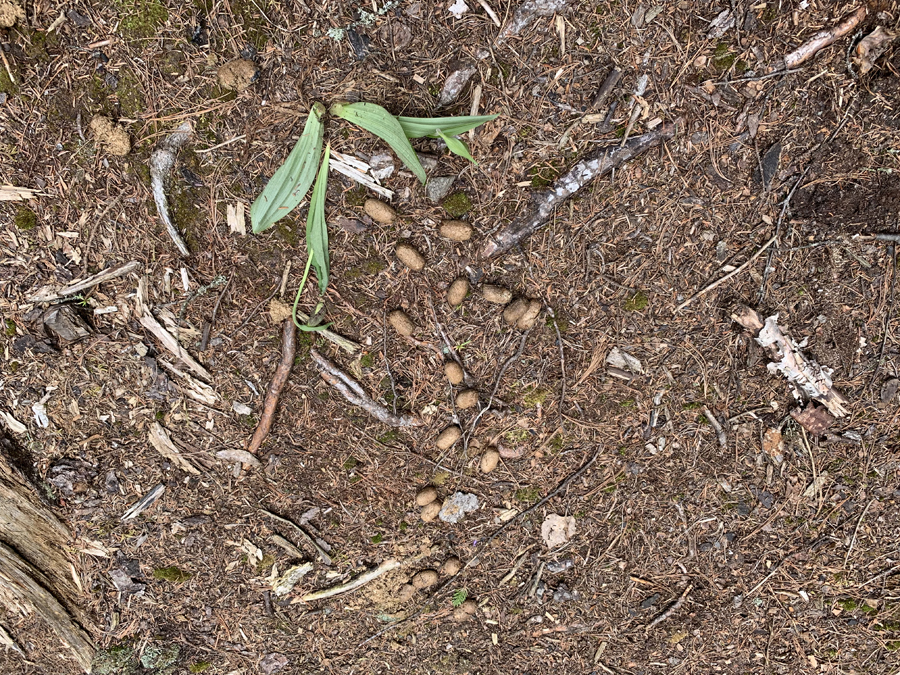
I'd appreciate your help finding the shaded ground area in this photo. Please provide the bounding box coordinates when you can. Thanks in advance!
[1,0,900,674]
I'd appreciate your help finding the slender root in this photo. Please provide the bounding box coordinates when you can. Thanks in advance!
[248,319,296,456]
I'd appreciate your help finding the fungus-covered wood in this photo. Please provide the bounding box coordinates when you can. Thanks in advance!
[248,319,296,458]
[480,123,676,259]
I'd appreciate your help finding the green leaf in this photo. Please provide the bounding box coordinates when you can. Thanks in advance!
[451,588,468,607]
[396,114,498,139]
[250,102,325,233]
[331,102,427,184]
[436,129,476,165]
[306,145,330,294]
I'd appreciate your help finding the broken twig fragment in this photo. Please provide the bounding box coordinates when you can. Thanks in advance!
[646,583,693,630]
[28,260,141,303]
[121,484,165,521]
[480,123,675,258]
[248,319,296,456]
[150,122,193,257]
[298,559,400,602]
[310,349,421,427]
[777,6,866,70]
[261,509,332,565]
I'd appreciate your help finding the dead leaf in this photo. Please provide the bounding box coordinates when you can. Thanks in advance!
[227,202,246,235]
[216,448,262,468]
[790,405,834,435]
[762,428,784,463]
[606,347,643,374]
[802,472,830,500]
[541,514,576,549]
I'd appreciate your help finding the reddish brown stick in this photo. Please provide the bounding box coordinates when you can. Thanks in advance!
[248,319,296,454]
[778,6,866,70]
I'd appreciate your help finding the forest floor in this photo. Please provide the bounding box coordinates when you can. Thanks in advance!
[1,0,900,673]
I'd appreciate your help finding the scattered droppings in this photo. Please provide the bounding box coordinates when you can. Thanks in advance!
[388,309,415,336]
[0,0,25,28]
[515,299,542,329]
[412,569,439,589]
[446,277,470,307]
[452,599,477,621]
[455,388,479,409]
[395,242,426,270]
[444,360,464,385]
[479,447,500,473]
[364,198,397,223]
[426,176,455,202]
[90,115,131,156]
[415,486,438,506]
[440,557,462,576]
[420,500,443,522]
[482,284,512,304]
[439,220,473,241]
[503,298,529,326]
[217,58,259,91]
[435,425,462,449]
[438,491,479,523]
[268,298,293,324]
[397,583,416,601]
[541,513,576,549]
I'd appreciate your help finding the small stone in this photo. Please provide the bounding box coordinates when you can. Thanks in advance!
[397,583,416,601]
[503,298,529,326]
[438,491,479,524]
[444,361,464,385]
[388,309,415,336]
[415,486,438,506]
[412,569,439,589]
[420,500,442,522]
[217,58,259,92]
[440,557,462,576]
[455,389,479,409]
[435,425,461,450]
[395,243,426,270]
[446,277,469,307]
[479,447,500,473]
[89,115,131,156]
[439,220,473,242]
[364,198,397,224]
[516,299,542,329]
[426,176,455,203]
[482,284,512,304]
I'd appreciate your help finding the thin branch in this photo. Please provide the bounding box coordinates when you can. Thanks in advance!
[248,319,296,455]
[645,583,693,630]
[300,559,400,602]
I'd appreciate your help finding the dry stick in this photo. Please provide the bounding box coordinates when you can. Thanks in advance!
[777,6,867,70]
[261,509,332,565]
[360,448,600,646]
[645,583,693,631]
[843,498,876,568]
[28,260,141,303]
[200,275,231,351]
[310,349,421,427]
[590,67,622,110]
[248,319,296,455]
[861,563,900,588]
[674,235,777,312]
[702,406,727,448]
[300,559,400,602]
[149,122,192,257]
[480,123,675,259]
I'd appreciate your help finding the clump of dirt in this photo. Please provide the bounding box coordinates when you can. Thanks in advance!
[794,168,900,232]
[217,59,259,92]
[89,115,131,156]
[0,0,25,28]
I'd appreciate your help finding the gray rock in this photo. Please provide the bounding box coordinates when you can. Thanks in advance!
[438,491,479,523]
[426,176,455,203]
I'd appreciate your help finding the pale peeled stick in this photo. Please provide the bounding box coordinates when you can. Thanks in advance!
[436,425,462,449]
[416,486,438,506]
[482,284,512,304]
[446,277,469,307]
[412,569,439,589]
[480,447,500,473]
[420,500,443,522]
[444,361,464,385]
[456,389,479,409]
[388,309,415,336]
[365,198,396,223]
[439,220,473,242]
[516,299,542,329]
[395,243,426,271]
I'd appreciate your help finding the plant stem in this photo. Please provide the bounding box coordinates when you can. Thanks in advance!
[291,251,315,330]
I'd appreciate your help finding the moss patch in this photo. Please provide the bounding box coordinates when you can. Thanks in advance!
[624,290,649,312]
[140,642,180,671]
[255,553,275,574]
[515,486,540,503]
[117,0,169,39]
[188,662,212,673]
[152,566,192,583]
[115,70,145,117]
[442,192,472,218]
[712,42,736,72]
[522,386,549,408]
[0,68,17,96]
[504,428,530,446]
[91,643,138,675]
[14,206,37,231]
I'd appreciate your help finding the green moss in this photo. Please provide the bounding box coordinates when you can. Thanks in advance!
[14,206,37,231]
[431,470,449,486]
[360,353,375,368]
[91,643,138,675]
[371,533,383,544]
[345,186,368,207]
[229,0,270,50]
[624,291,649,312]
[504,429,530,446]
[21,28,60,63]
[682,401,702,410]
[0,66,18,96]
[293,331,314,363]
[549,434,565,451]
[343,457,359,471]
[189,662,212,673]
[442,192,472,218]
[522,386,549,408]
[255,553,275,574]
[377,430,399,444]
[887,641,900,652]
[620,399,635,408]
[4,319,16,337]
[712,42,736,72]
[152,566,192,583]
[274,218,301,246]
[140,643,180,670]
[528,160,563,188]
[116,70,145,117]
[117,0,169,39]
[515,487,541,503]
[875,620,900,631]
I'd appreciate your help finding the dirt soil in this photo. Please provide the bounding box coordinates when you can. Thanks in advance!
[2,1,900,674]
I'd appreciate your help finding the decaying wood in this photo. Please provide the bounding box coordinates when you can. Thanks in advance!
[28,260,141,303]
[479,123,675,259]
[0,440,95,670]
[298,559,400,602]
[496,0,569,45]
[310,349,421,427]
[777,6,866,70]
[248,319,296,456]
[121,483,165,521]
[148,422,200,475]
[261,509,332,565]
[0,184,41,201]
[150,122,193,257]
[732,305,849,417]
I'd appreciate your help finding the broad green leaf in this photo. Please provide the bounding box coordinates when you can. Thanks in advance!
[396,114,498,139]
[306,145,330,294]
[436,129,476,165]
[250,102,325,233]
[331,102,427,183]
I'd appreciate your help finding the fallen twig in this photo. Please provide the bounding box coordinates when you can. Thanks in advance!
[121,484,165,521]
[310,349,421,427]
[28,260,141,303]
[150,122,193,257]
[299,559,399,602]
[0,185,42,201]
[776,6,866,70]
[645,583,693,630]
[261,509,332,565]
[702,406,726,448]
[248,319,296,456]
[480,123,675,258]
